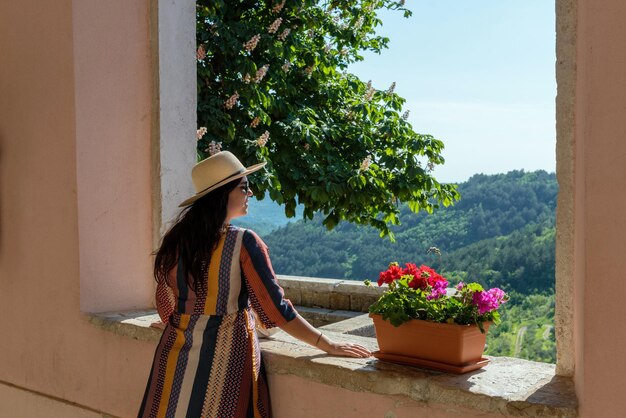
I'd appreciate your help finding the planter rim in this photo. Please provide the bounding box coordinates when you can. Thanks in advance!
[369,313,492,329]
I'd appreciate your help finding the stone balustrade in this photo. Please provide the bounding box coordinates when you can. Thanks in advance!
[87,275,577,417]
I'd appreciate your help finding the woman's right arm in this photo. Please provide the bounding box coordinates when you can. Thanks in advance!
[155,277,175,325]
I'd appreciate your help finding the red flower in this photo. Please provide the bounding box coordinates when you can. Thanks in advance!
[378,263,448,290]
[405,264,447,290]
[378,264,403,286]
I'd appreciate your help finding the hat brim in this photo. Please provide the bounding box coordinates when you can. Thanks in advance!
[178,162,267,207]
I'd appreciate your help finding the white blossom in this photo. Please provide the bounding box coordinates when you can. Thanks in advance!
[243,34,261,52]
[277,28,291,41]
[196,127,207,140]
[387,82,396,94]
[281,61,291,73]
[360,155,372,172]
[207,141,222,156]
[402,110,410,120]
[224,92,239,109]
[196,45,206,61]
[254,65,270,83]
[256,130,270,147]
[272,0,286,13]
[364,80,375,101]
[268,17,283,34]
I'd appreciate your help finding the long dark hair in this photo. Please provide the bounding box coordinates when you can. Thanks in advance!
[154,178,241,291]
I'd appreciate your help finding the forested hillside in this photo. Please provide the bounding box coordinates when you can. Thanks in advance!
[259,170,558,363]
[264,170,557,294]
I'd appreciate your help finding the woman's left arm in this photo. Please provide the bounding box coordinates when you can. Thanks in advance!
[240,230,370,357]
[280,314,371,358]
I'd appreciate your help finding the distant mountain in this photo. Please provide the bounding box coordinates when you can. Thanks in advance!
[260,170,557,294]
[232,197,303,236]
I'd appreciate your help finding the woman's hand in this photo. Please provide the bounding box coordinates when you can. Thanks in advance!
[150,320,166,330]
[279,314,371,358]
[316,334,371,358]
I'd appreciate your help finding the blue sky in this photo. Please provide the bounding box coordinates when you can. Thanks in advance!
[349,1,556,183]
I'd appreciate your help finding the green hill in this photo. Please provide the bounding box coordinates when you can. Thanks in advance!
[257,169,558,363]
[263,170,557,294]
[232,196,303,236]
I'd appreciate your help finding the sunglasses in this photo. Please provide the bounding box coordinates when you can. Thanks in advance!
[239,182,252,194]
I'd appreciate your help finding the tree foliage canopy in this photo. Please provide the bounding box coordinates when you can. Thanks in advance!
[196,0,459,237]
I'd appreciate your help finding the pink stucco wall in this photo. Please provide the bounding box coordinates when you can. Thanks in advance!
[268,375,504,418]
[575,1,626,416]
[73,0,154,313]
[0,1,155,416]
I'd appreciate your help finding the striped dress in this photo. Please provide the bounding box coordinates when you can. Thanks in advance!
[139,226,297,418]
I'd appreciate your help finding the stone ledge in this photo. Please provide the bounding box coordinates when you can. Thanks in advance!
[86,310,161,342]
[294,306,363,328]
[277,274,384,312]
[261,331,577,417]
[88,310,577,417]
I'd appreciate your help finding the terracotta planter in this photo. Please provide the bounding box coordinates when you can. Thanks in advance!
[370,313,490,373]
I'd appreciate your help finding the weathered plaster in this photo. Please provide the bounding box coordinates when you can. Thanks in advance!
[153,0,197,240]
[554,0,577,377]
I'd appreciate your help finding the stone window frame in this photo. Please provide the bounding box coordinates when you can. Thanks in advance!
[151,0,577,378]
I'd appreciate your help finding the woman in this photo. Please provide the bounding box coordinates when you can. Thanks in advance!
[139,151,370,418]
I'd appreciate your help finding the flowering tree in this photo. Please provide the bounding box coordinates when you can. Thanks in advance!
[196,0,459,237]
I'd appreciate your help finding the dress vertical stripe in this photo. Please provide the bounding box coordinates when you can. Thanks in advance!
[156,315,191,418]
[173,315,210,418]
[203,312,236,418]
[227,231,244,312]
[165,315,198,418]
[204,236,224,315]
[184,315,221,417]
[216,230,236,312]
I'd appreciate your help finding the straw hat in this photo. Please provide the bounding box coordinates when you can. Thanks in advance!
[178,151,266,207]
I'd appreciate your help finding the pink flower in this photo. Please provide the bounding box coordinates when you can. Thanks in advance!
[472,288,507,315]
[456,282,465,290]
[426,280,447,301]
